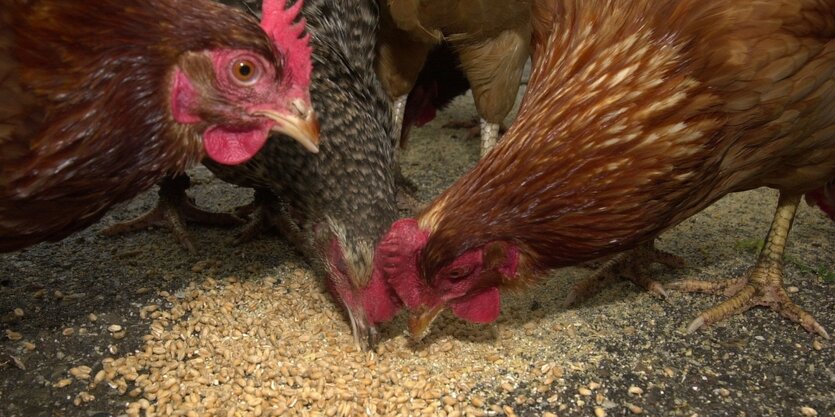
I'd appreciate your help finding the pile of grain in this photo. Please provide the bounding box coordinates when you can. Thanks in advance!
[83,265,585,417]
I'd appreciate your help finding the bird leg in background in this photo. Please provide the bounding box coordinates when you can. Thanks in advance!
[442,117,508,142]
[480,120,501,156]
[229,188,293,245]
[564,240,686,307]
[443,117,482,138]
[101,174,244,253]
[391,93,420,197]
[392,95,409,144]
[667,193,829,339]
[230,189,311,255]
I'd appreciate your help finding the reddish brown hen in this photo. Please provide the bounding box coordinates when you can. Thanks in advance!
[368,0,835,340]
[0,0,318,252]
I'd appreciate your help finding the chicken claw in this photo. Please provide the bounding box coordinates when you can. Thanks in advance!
[229,188,309,248]
[101,174,244,252]
[667,193,829,339]
[565,240,685,306]
[442,117,482,140]
[442,118,508,152]
[230,204,272,245]
[229,189,280,245]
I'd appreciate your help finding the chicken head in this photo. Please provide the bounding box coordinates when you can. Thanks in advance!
[171,0,319,165]
[325,236,402,348]
[374,218,522,340]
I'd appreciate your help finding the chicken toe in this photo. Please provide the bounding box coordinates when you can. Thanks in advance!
[226,188,278,244]
[667,193,829,339]
[229,189,307,247]
[443,117,509,143]
[101,174,244,252]
[565,240,685,306]
[442,117,481,140]
[442,117,480,129]
[230,209,269,246]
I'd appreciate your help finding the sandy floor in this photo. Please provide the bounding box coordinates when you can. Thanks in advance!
[1,91,834,417]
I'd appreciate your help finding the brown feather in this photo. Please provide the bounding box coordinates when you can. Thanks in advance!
[0,0,282,251]
[375,0,532,125]
[417,0,835,282]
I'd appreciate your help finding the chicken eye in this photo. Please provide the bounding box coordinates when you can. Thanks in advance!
[231,59,260,84]
[446,265,474,281]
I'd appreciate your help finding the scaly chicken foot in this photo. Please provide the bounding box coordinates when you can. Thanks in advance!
[565,240,685,307]
[479,120,501,156]
[101,174,244,252]
[667,193,829,339]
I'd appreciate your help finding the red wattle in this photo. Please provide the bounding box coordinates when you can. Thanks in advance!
[202,126,269,165]
[450,287,501,323]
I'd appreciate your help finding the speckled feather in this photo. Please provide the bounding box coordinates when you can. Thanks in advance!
[206,0,397,286]
[418,0,835,282]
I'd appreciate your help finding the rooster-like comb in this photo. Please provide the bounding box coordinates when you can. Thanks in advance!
[261,0,312,88]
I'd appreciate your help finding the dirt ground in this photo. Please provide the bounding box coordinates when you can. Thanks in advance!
[1,90,833,417]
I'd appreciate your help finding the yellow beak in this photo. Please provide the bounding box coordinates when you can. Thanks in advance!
[407,304,446,341]
[255,99,320,153]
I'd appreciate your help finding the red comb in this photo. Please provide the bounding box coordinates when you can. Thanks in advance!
[261,0,312,88]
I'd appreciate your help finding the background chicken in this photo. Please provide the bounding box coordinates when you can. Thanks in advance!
[0,0,317,252]
[398,44,471,148]
[375,0,531,155]
[805,181,835,221]
[170,0,400,348]
[369,0,835,340]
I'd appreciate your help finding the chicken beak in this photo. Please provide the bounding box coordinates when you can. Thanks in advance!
[407,304,446,341]
[346,307,380,352]
[254,99,320,153]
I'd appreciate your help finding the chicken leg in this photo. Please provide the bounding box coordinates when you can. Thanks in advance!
[564,240,686,306]
[392,95,409,145]
[479,120,501,156]
[101,174,244,252]
[667,193,829,339]
[454,26,530,157]
[389,94,421,197]
[228,188,294,245]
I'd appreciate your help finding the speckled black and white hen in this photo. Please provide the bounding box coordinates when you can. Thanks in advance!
[205,0,401,349]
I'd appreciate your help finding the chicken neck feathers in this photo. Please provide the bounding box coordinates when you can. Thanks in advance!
[418,0,835,278]
[0,0,278,251]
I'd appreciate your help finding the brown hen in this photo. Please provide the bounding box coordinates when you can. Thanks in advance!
[0,0,318,252]
[370,0,835,340]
